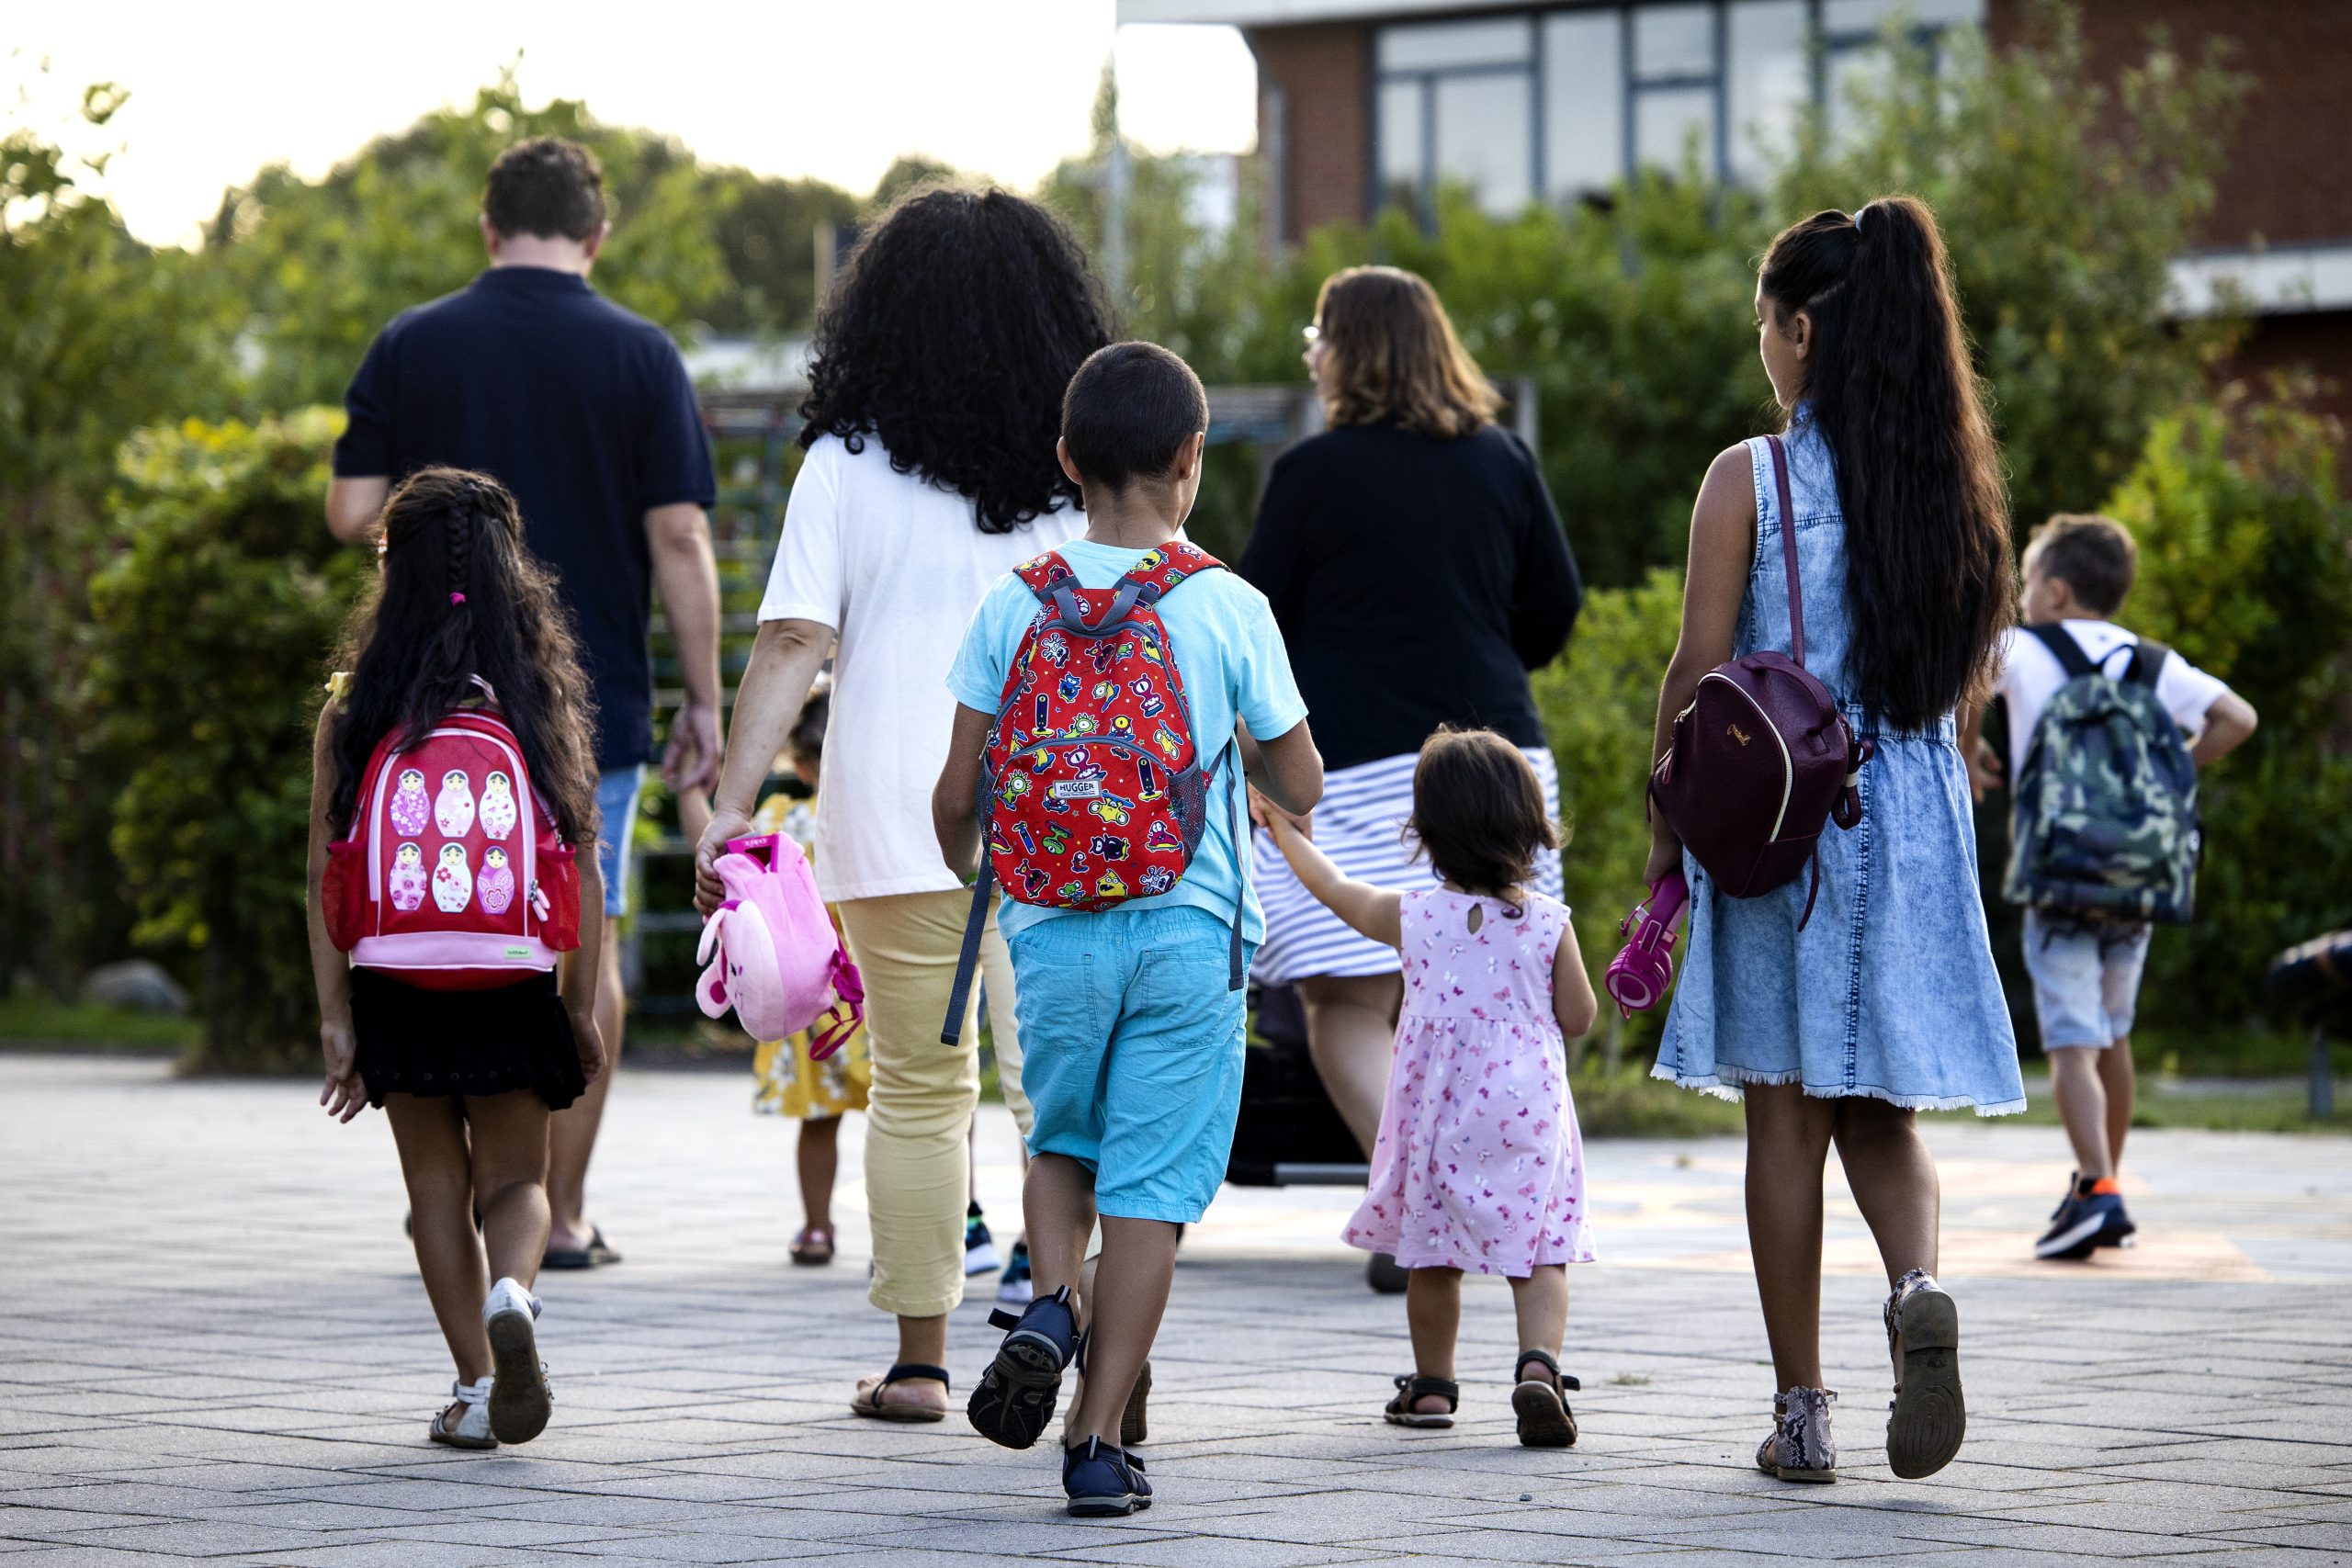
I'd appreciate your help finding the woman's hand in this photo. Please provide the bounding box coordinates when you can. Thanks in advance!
[1644,828,1684,887]
[694,806,755,916]
[571,1006,608,1089]
[319,1019,368,1123]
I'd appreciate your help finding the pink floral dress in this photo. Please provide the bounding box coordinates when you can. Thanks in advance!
[1343,889,1594,1276]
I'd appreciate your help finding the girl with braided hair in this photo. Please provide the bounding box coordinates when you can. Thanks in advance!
[307,466,606,1451]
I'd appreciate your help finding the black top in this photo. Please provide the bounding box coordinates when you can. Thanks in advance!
[1238,422,1582,772]
[334,266,718,771]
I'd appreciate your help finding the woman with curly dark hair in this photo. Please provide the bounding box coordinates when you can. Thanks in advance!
[695,186,1111,1421]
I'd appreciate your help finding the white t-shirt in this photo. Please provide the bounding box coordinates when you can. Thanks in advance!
[758,434,1084,902]
[1991,620,2231,780]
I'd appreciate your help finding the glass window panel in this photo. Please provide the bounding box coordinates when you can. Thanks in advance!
[1727,0,1810,185]
[1634,3,1715,80]
[1433,71,1534,216]
[1543,10,1625,200]
[1375,78,1425,209]
[1377,17,1532,73]
[1824,0,1983,35]
[1635,85,1717,175]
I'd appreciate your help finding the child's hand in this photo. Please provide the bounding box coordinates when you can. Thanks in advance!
[695,807,755,916]
[319,1019,368,1123]
[1644,829,1683,887]
[1965,738,2006,803]
[571,1007,608,1088]
[1250,786,1310,840]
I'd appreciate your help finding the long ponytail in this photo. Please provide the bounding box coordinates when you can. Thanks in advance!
[1759,197,2012,730]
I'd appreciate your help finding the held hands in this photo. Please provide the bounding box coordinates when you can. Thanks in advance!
[319,1019,368,1123]
[1249,786,1311,842]
[662,700,724,795]
[694,805,754,917]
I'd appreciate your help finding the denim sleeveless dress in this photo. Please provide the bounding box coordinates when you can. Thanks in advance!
[1654,416,2024,1113]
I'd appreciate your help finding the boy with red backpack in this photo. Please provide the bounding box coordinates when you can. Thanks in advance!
[933,343,1323,1516]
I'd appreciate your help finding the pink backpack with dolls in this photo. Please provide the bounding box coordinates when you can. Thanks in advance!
[695,831,865,1057]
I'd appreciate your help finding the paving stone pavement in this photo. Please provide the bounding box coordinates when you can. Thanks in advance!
[3,1052,2349,1566]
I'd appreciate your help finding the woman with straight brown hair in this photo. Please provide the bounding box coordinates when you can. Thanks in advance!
[1241,266,1582,1294]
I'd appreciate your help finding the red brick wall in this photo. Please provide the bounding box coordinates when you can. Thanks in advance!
[1991,0,2352,249]
[1245,23,1371,243]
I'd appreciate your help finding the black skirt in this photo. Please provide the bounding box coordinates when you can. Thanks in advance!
[351,968,587,1111]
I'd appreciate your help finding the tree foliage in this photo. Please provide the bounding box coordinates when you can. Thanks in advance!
[85,412,366,1070]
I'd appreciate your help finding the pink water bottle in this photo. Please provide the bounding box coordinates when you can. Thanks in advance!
[1603,871,1689,1018]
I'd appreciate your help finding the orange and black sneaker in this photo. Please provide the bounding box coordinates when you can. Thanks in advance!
[2036,1174,2134,1260]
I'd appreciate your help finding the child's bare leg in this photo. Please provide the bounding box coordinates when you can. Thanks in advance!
[385,1094,492,1382]
[1023,1152,1097,1301]
[462,1090,552,1288]
[1067,1215,1177,1445]
[1833,1099,1940,1285]
[1405,1267,1463,1411]
[1508,1265,1567,1364]
[1743,1085,1836,1391]
[2099,1038,2135,1173]
[2047,1047,2114,1181]
[798,1115,842,1233]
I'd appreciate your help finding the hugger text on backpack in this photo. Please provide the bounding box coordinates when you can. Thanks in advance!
[2002,625,2199,924]
[937,543,1242,1044]
[322,695,581,989]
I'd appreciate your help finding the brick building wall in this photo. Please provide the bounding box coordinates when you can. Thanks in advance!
[1250,22,1371,243]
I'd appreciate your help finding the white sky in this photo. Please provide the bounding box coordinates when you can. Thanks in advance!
[11,3,1259,249]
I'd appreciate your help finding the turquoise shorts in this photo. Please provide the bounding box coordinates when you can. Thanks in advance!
[1007,906,1257,1225]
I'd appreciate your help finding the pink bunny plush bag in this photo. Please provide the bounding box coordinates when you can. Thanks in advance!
[696,832,865,1057]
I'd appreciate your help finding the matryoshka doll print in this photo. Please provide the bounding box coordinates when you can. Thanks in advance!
[479,771,518,840]
[432,843,474,913]
[477,845,515,915]
[389,768,431,837]
[435,770,477,836]
[388,841,428,911]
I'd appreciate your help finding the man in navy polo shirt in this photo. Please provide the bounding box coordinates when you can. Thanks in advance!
[326,137,721,1270]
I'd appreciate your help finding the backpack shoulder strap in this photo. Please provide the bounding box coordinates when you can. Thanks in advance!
[2025,622,2100,681]
[2125,638,2170,690]
[1012,551,1077,605]
[1116,541,1226,609]
[1764,435,1806,668]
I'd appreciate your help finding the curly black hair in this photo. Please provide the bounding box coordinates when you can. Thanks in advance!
[798,186,1114,533]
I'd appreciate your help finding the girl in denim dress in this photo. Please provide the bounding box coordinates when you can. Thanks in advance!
[1645,198,2020,1484]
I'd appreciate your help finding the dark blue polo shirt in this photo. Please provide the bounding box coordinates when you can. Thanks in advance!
[334,265,717,772]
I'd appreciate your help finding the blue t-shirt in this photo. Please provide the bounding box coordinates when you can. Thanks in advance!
[334,266,718,772]
[947,537,1309,943]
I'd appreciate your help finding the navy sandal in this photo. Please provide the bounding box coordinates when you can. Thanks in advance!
[1510,1349,1580,1449]
[1064,1435,1151,1517]
[968,1286,1076,1450]
[850,1362,950,1423]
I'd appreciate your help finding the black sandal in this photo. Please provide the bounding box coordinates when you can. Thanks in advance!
[1384,1373,1459,1428]
[849,1362,950,1423]
[1510,1349,1580,1449]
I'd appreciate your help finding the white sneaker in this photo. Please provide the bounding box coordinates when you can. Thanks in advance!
[483,1277,550,1445]
[428,1376,496,1449]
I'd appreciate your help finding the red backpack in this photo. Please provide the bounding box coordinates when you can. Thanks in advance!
[937,542,1241,1043]
[322,696,582,990]
[1647,434,1872,928]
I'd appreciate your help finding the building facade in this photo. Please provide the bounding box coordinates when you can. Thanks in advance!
[1122,0,2352,429]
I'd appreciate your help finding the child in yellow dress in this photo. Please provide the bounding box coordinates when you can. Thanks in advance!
[683,685,867,1265]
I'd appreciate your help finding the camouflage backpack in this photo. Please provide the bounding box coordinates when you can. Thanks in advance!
[2001,624,2200,924]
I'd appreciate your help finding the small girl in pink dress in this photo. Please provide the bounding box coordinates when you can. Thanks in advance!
[1259,727,1598,1447]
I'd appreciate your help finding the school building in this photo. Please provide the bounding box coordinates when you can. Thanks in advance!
[1119,0,2352,431]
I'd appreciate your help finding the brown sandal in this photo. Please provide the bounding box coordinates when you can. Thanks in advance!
[1510,1349,1579,1448]
[790,1226,835,1266]
[1384,1373,1459,1428]
[850,1363,950,1423]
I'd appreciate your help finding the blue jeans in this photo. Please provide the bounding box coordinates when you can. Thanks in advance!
[595,766,644,919]
[1008,906,1256,1224]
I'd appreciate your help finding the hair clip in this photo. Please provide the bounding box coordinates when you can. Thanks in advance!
[449,592,467,605]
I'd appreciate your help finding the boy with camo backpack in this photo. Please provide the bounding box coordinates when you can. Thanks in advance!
[1968,515,2257,1259]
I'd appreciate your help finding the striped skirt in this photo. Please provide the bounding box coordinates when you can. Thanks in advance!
[1250,747,1566,987]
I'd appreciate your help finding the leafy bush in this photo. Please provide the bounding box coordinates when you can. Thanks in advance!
[2099,386,2352,1029]
[85,412,365,1070]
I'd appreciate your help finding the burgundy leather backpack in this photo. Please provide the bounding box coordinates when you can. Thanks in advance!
[1648,434,1872,928]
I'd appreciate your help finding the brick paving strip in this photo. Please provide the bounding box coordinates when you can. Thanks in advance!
[3,1054,2348,1566]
